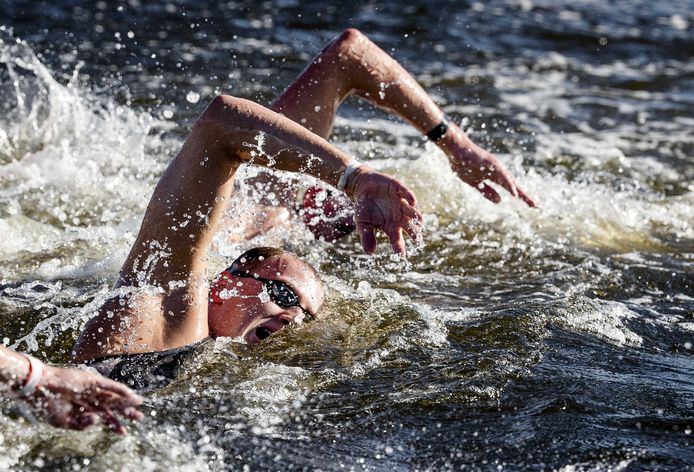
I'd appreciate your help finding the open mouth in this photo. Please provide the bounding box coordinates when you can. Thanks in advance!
[255,326,273,341]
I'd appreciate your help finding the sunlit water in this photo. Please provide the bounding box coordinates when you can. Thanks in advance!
[1,1,692,470]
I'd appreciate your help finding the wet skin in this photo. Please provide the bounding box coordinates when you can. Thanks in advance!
[207,255,324,345]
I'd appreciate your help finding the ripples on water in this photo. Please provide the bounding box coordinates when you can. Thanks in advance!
[0,0,692,470]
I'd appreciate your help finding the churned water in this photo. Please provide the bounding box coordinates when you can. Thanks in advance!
[0,0,692,470]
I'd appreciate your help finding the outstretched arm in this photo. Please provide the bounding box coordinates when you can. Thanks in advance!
[272,28,535,207]
[73,95,422,361]
[0,346,143,433]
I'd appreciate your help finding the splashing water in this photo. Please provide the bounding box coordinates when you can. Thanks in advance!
[1,2,693,470]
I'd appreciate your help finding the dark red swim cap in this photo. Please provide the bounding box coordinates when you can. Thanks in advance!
[299,186,356,242]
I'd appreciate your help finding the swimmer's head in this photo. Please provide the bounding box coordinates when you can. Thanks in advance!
[208,247,324,344]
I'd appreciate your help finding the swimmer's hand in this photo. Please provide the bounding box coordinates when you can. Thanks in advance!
[28,365,144,434]
[442,130,536,207]
[345,165,423,257]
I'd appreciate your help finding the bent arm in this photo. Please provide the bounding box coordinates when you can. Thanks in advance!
[201,95,359,186]
[74,95,420,361]
[271,28,535,207]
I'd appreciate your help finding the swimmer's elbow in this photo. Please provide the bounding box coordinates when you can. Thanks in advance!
[339,28,366,44]
[192,94,259,161]
[196,94,242,127]
[199,94,266,124]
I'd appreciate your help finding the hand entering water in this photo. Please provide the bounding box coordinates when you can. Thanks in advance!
[32,364,145,434]
[0,346,144,434]
[346,166,423,256]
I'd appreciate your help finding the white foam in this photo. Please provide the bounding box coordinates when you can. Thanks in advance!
[558,298,644,347]
[0,32,177,284]
[357,146,693,253]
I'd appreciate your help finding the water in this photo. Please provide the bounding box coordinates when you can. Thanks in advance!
[1,0,692,470]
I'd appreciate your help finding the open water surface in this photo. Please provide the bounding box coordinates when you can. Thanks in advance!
[0,0,692,470]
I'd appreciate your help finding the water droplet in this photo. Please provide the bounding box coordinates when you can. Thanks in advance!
[314,105,321,112]
[258,287,270,303]
[163,109,174,119]
[186,91,200,103]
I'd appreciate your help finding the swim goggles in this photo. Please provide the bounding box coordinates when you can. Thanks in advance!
[228,270,315,322]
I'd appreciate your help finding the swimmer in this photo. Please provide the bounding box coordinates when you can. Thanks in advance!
[72,29,534,377]
[0,345,143,433]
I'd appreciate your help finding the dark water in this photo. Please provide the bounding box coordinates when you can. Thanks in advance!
[0,0,692,470]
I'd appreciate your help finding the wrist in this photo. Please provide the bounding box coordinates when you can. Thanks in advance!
[337,160,364,195]
[425,115,450,142]
[343,164,369,199]
[438,124,473,158]
[17,353,44,397]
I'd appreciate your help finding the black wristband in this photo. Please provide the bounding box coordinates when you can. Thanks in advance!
[425,115,449,141]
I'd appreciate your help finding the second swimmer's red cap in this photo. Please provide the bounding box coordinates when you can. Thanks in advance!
[299,186,356,242]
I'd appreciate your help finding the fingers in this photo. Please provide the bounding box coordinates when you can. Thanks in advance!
[517,186,537,207]
[400,200,421,220]
[357,223,378,254]
[395,183,417,207]
[489,177,537,207]
[95,379,144,406]
[91,385,145,425]
[490,167,519,199]
[357,200,422,256]
[456,151,537,206]
[352,171,424,255]
[478,174,537,207]
[124,406,145,421]
[66,402,141,434]
[400,201,423,245]
[98,396,145,421]
[404,218,423,245]
[384,225,406,258]
[99,408,127,435]
[68,412,100,431]
[63,375,144,434]
[488,162,539,207]
[477,182,501,203]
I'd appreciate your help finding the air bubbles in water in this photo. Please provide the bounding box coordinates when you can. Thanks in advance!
[186,91,200,104]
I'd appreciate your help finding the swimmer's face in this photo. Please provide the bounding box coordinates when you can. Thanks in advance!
[208,255,324,344]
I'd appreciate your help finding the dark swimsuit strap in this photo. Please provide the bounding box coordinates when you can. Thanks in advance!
[85,339,210,390]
